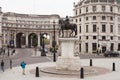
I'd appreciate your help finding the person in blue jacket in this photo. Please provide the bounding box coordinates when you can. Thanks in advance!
[20,61,26,75]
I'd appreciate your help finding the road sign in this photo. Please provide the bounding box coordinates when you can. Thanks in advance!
[10,40,14,47]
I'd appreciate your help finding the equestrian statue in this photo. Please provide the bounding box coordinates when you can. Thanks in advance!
[59,16,77,37]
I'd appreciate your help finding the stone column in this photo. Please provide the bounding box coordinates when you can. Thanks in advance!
[0,14,2,48]
[89,42,92,54]
[50,32,53,47]
[3,31,6,45]
[14,32,16,48]
[56,32,59,45]
[26,32,28,48]
[37,33,40,48]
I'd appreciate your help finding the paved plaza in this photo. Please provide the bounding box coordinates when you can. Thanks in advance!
[0,58,120,80]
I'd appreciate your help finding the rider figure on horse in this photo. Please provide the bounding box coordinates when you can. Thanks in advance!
[59,16,77,37]
[65,16,70,27]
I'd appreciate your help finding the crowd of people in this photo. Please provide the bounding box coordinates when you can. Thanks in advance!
[0,48,15,57]
[0,48,15,72]
[0,48,27,75]
[0,59,26,75]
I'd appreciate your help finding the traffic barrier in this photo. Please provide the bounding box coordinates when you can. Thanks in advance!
[35,67,39,77]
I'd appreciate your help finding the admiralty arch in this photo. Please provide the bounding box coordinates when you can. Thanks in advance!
[0,9,60,48]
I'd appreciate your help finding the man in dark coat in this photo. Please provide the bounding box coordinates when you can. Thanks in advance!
[1,60,4,72]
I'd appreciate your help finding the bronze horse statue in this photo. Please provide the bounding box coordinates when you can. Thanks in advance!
[59,19,77,37]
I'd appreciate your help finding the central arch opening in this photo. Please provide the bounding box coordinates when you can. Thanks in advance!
[28,33,38,48]
[16,33,25,48]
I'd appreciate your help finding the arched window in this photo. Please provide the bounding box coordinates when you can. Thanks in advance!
[91,0,98,2]
[99,0,107,2]
[108,0,114,3]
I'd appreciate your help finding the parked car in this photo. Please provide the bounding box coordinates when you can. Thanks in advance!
[104,51,119,57]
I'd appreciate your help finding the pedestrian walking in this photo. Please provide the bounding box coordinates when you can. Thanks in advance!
[0,50,2,55]
[8,49,9,56]
[10,59,12,69]
[20,61,26,75]
[11,49,15,55]
[1,60,4,72]
[3,49,5,55]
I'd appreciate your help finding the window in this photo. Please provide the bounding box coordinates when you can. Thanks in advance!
[86,17,88,21]
[100,0,107,2]
[92,43,97,52]
[110,17,113,21]
[93,6,96,12]
[118,37,120,40]
[102,24,106,32]
[76,10,77,15]
[110,6,113,12]
[110,25,113,32]
[79,18,81,22]
[76,19,78,22]
[91,0,98,2]
[118,43,120,51]
[79,26,81,33]
[79,9,81,13]
[110,36,113,40]
[118,25,120,35]
[86,25,88,32]
[86,36,89,39]
[102,36,106,40]
[110,43,114,51]
[108,0,114,3]
[79,36,81,39]
[93,24,97,32]
[93,16,96,20]
[85,43,88,53]
[118,8,120,13]
[93,36,97,39]
[79,43,81,52]
[102,6,105,11]
[86,7,88,12]
[102,16,106,20]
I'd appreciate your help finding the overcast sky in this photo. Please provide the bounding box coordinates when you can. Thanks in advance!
[0,0,79,17]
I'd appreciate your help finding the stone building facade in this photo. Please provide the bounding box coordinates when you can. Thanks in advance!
[73,0,120,54]
[0,7,60,48]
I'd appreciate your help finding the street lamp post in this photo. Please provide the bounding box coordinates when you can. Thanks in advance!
[53,21,56,62]
[7,45,9,56]
[41,34,46,56]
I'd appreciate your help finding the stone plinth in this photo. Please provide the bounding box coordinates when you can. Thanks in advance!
[56,38,80,71]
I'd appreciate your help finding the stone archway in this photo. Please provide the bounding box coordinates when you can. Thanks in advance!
[16,33,25,48]
[28,33,38,48]
[40,33,50,48]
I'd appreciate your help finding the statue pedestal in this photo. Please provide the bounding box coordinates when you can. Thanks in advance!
[56,38,80,71]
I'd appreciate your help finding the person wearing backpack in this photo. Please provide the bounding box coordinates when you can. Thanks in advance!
[20,61,26,75]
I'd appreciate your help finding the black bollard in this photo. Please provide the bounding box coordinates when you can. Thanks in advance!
[112,62,115,71]
[80,67,84,79]
[10,59,12,69]
[35,67,39,77]
[90,59,92,66]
